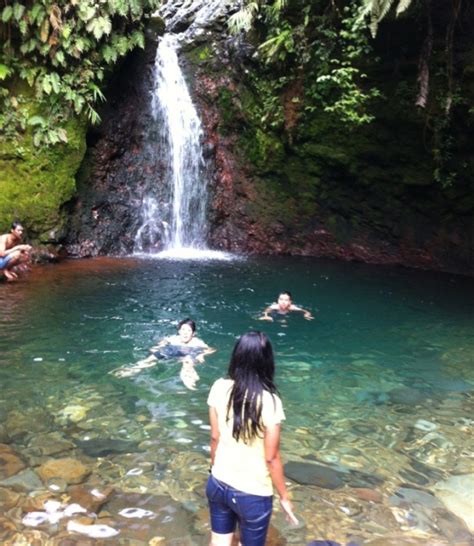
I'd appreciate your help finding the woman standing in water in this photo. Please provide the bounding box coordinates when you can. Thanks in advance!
[206,331,297,546]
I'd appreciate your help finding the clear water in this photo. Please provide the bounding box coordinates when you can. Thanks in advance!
[1,256,473,544]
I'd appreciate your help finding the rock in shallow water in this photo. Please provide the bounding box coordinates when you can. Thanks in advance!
[284,462,344,489]
[0,444,26,479]
[0,486,22,510]
[433,473,474,532]
[387,387,426,406]
[75,438,142,457]
[0,469,43,492]
[37,458,91,485]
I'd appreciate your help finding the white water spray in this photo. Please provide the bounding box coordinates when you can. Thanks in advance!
[155,33,207,249]
[133,1,239,259]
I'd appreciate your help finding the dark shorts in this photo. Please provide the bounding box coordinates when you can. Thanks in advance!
[152,345,202,361]
[206,474,273,546]
[0,254,13,270]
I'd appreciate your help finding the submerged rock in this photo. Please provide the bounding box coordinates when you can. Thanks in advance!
[37,458,91,485]
[433,473,474,532]
[0,468,43,492]
[68,484,114,512]
[390,486,443,509]
[387,387,426,406]
[0,444,26,479]
[0,486,22,510]
[103,490,195,542]
[284,462,344,489]
[75,438,142,457]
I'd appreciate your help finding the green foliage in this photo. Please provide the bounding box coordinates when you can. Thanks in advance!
[0,115,87,239]
[0,0,160,147]
[360,0,413,37]
[229,0,381,129]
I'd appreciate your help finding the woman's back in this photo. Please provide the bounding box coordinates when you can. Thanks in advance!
[208,377,285,496]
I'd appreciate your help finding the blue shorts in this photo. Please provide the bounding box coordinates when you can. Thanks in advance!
[206,474,273,546]
[0,254,13,270]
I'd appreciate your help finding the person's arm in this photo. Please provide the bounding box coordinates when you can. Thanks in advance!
[195,344,216,364]
[0,238,31,257]
[149,337,168,353]
[259,305,275,321]
[209,406,220,466]
[290,304,314,320]
[264,423,298,525]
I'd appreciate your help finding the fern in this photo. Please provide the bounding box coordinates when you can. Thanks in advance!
[13,3,25,21]
[1,5,13,22]
[360,0,414,37]
[228,2,259,34]
[0,0,160,147]
[0,64,12,80]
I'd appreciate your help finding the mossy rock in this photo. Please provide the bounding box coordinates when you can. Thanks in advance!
[0,117,87,242]
[185,44,213,64]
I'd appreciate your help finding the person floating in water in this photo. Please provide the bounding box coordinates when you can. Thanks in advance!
[0,222,32,281]
[111,318,215,390]
[259,291,314,321]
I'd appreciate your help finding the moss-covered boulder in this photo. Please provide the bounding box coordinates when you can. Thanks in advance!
[0,117,87,243]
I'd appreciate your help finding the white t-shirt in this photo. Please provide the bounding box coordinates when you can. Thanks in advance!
[164,335,208,349]
[208,377,285,496]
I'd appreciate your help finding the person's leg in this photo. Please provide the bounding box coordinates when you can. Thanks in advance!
[0,253,18,280]
[110,355,158,377]
[180,356,199,390]
[209,531,234,546]
[206,476,237,546]
[232,492,273,546]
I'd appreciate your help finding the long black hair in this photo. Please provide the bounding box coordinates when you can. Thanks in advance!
[226,331,278,443]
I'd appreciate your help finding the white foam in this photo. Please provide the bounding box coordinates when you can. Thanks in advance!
[134,248,240,261]
[119,507,155,519]
[67,521,120,538]
[22,512,50,527]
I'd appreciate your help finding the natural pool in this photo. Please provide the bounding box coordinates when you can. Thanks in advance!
[0,255,473,545]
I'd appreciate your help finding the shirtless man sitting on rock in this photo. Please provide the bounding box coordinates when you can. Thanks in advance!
[0,222,32,281]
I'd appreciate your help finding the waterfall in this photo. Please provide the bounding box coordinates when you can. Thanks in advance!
[153,33,207,249]
[134,1,237,256]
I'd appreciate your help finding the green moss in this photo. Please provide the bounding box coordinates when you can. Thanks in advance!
[0,116,87,241]
[185,44,213,64]
[217,88,238,132]
[241,128,285,173]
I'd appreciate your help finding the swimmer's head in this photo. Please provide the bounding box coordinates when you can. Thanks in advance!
[177,318,196,343]
[277,291,292,311]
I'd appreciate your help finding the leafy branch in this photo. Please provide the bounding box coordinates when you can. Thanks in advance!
[0,0,160,147]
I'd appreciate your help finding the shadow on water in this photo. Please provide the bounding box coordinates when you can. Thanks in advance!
[0,256,473,544]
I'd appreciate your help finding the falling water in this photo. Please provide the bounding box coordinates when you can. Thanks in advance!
[133,1,238,257]
[153,34,208,249]
[133,34,207,252]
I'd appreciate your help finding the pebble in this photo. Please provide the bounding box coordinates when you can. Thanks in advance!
[414,419,438,431]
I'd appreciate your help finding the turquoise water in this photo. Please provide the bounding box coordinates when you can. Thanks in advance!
[0,256,473,544]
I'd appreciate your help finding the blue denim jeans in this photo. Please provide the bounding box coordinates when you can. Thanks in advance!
[206,474,273,546]
[0,254,13,270]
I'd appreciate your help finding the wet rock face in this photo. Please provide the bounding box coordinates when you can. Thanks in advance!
[186,33,474,275]
[65,43,159,257]
[65,8,474,274]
